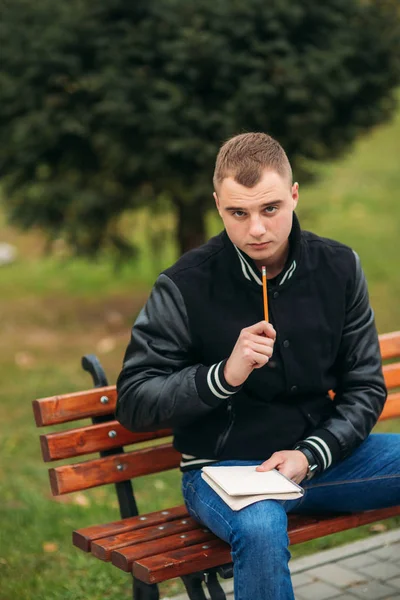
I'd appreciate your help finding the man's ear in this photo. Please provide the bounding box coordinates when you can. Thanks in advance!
[291,182,299,210]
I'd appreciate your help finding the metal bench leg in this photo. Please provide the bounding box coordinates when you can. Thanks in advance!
[133,577,159,600]
[182,571,227,600]
[181,573,208,600]
[204,572,227,600]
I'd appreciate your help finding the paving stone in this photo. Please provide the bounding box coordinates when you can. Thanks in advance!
[371,544,400,561]
[357,561,400,581]
[293,592,358,600]
[337,554,379,570]
[306,564,368,588]
[326,596,359,600]
[291,572,315,588]
[392,555,400,567]
[390,541,400,558]
[349,580,398,599]
[294,581,339,599]
[294,592,308,600]
[290,531,400,576]
[386,576,400,589]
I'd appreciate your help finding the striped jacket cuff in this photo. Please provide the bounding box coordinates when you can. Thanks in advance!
[195,359,242,407]
[295,429,341,472]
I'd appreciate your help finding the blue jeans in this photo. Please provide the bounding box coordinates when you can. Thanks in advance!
[182,433,400,600]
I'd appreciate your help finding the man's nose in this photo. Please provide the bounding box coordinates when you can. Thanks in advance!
[249,217,266,238]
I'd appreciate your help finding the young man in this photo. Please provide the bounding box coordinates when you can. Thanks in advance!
[116,133,400,600]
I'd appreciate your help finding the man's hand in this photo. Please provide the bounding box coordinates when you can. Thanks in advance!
[256,450,309,484]
[224,321,276,387]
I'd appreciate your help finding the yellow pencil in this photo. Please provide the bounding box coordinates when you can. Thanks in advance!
[262,266,269,322]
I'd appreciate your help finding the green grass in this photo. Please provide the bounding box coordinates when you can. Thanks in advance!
[1,104,400,598]
[296,111,400,333]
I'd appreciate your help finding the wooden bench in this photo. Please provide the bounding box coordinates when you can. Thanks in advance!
[33,332,400,600]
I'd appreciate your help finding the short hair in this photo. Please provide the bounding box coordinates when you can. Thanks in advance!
[213,132,292,191]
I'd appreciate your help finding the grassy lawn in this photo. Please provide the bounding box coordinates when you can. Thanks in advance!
[0,105,399,598]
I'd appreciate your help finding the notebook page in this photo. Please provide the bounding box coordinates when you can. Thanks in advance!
[202,465,303,496]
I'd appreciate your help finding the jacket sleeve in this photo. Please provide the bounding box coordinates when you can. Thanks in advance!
[116,273,241,432]
[295,252,387,472]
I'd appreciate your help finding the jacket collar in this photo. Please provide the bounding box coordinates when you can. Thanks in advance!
[224,212,302,288]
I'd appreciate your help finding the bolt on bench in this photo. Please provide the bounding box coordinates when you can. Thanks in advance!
[33,331,400,600]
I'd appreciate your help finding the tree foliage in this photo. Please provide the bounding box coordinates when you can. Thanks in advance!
[1,0,399,257]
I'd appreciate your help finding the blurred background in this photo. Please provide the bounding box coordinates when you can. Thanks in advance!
[0,1,399,598]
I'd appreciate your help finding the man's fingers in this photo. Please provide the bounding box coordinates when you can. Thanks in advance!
[247,321,276,340]
[245,341,274,358]
[256,454,282,472]
[247,333,275,348]
[263,321,277,340]
[256,460,275,472]
[248,349,272,367]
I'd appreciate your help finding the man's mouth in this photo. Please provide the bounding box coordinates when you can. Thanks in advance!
[249,242,271,249]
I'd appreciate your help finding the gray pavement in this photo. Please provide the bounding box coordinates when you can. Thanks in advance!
[168,528,400,599]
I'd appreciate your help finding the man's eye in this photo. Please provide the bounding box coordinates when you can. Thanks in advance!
[233,211,246,217]
[265,206,278,214]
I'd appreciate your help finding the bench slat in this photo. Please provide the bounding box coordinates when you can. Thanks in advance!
[91,516,199,561]
[112,528,216,572]
[380,331,400,360]
[380,392,400,421]
[32,331,400,428]
[39,387,399,463]
[134,538,230,585]
[49,443,180,495]
[112,515,321,573]
[289,505,400,543]
[33,387,117,426]
[73,505,188,552]
[77,513,323,567]
[133,506,400,584]
[383,362,400,389]
[40,423,172,462]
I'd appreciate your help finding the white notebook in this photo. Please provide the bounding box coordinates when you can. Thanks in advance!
[201,465,304,511]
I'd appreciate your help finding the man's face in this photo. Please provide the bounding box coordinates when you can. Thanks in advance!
[214,169,299,271]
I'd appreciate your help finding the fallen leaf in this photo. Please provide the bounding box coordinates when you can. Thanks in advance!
[43,542,58,553]
[369,523,387,533]
[53,495,73,504]
[96,336,116,354]
[154,479,166,491]
[72,493,91,507]
[105,310,123,327]
[15,351,35,368]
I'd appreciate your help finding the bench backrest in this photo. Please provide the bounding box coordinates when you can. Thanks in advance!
[33,331,400,498]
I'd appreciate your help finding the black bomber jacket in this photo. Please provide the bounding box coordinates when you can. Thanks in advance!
[116,214,386,473]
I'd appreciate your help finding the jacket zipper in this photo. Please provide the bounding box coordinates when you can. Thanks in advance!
[214,399,235,457]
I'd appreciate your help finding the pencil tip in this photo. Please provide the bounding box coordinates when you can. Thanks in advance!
[262,266,267,276]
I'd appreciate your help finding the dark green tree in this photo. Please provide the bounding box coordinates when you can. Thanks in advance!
[1,0,399,257]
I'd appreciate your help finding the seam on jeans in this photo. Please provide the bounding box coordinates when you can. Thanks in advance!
[304,474,400,489]
[189,480,234,540]
[184,482,202,522]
